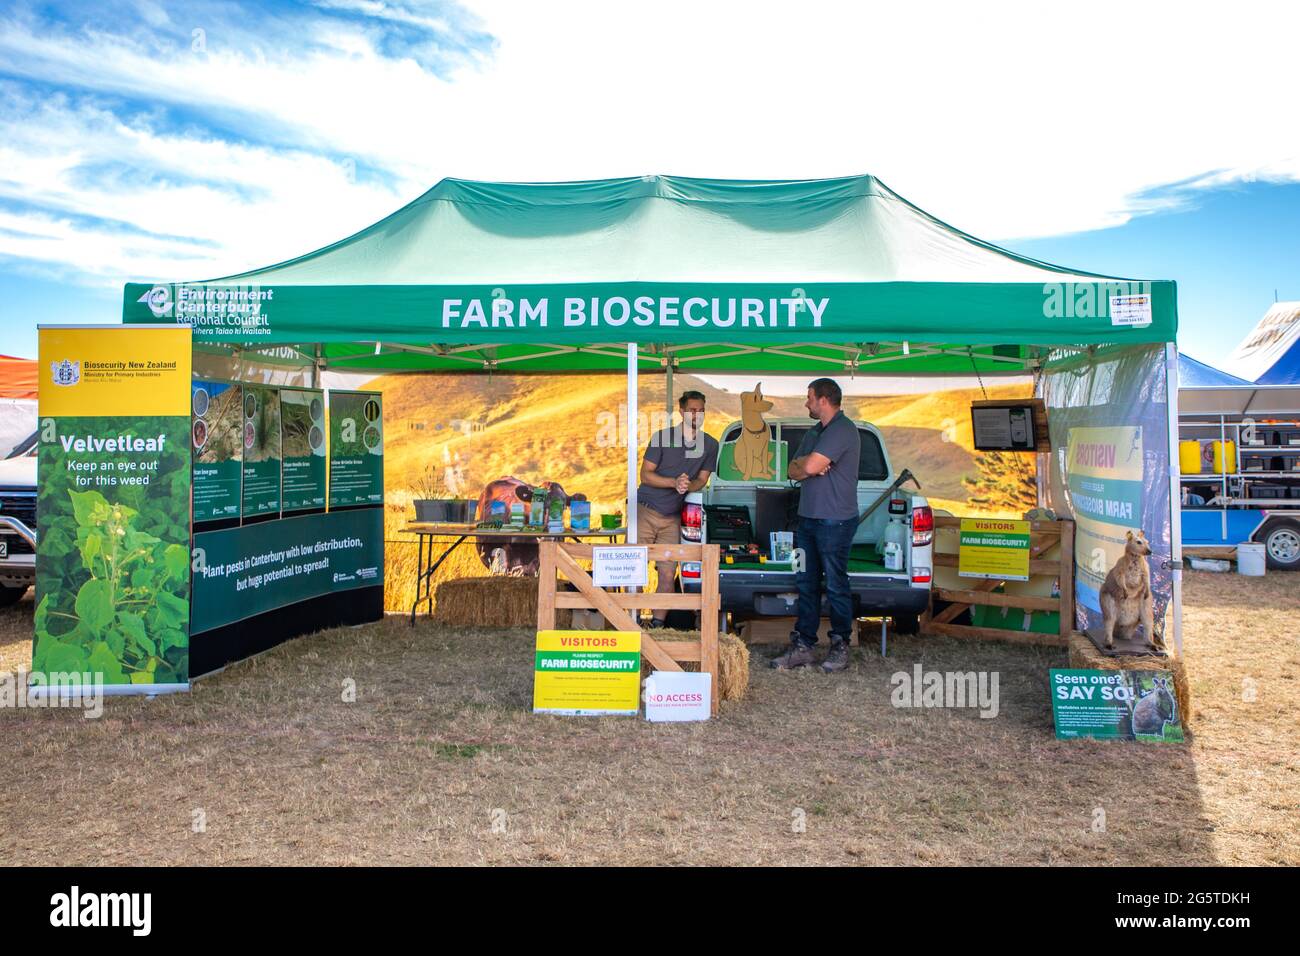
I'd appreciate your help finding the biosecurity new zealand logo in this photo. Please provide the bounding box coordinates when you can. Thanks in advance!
[50,359,80,387]
[137,284,173,318]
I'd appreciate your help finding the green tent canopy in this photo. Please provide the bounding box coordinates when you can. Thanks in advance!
[123,174,1176,375]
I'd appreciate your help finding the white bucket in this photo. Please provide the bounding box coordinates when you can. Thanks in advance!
[1237,542,1266,577]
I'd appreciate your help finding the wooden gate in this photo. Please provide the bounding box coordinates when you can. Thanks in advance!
[537,540,722,716]
[921,517,1075,647]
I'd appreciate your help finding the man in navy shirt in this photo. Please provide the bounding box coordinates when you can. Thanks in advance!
[772,378,861,673]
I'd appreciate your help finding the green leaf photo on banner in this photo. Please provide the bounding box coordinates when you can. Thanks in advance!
[328,390,383,507]
[280,387,326,512]
[192,380,242,522]
[34,415,192,685]
[242,384,282,516]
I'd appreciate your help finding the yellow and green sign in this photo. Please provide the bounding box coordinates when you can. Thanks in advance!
[533,630,641,716]
[958,518,1031,581]
[35,326,192,689]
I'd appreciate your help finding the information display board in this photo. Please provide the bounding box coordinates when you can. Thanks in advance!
[241,385,282,516]
[280,387,326,512]
[328,390,383,507]
[191,380,242,522]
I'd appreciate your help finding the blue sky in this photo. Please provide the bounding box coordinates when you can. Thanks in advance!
[1,0,1297,369]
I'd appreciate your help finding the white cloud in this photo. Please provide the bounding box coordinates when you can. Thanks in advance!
[1,0,1299,293]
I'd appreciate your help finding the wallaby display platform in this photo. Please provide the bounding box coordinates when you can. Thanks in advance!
[1080,625,1168,659]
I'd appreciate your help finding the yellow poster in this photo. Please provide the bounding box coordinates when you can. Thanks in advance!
[533,630,641,716]
[958,518,1031,581]
[39,325,191,417]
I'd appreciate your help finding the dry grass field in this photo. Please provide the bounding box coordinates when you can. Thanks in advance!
[1,571,1295,866]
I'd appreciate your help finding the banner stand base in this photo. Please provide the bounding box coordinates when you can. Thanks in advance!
[25,682,190,700]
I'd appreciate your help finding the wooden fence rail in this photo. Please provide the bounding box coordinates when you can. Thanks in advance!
[537,540,722,716]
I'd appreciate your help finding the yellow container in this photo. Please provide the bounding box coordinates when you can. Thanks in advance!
[1179,440,1201,474]
[1212,439,1236,474]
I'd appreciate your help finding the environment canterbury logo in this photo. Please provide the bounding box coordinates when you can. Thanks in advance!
[137,284,174,318]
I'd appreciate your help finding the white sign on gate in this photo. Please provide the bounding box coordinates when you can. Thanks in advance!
[592,546,648,588]
[644,671,712,722]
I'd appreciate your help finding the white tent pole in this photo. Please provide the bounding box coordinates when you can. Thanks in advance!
[1165,342,1184,656]
[627,342,638,546]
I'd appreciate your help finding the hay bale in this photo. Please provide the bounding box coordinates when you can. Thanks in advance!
[434,576,571,628]
[1068,631,1192,726]
[640,628,750,702]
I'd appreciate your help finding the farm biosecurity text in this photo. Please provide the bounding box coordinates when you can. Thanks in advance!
[441,295,830,329]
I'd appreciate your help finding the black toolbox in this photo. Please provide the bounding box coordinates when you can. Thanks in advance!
[704,505,754,545]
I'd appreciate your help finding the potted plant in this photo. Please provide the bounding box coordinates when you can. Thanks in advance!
[412,465,454,522]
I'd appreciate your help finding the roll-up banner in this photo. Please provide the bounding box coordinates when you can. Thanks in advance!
[1040,344,1173,638]
[34,325,193,695]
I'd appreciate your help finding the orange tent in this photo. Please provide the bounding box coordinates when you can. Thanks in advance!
[0,354,37,399]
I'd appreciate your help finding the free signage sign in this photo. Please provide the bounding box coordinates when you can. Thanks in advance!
[591,546,648,588]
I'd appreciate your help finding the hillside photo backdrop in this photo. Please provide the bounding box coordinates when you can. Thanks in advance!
[366,372,1034,613]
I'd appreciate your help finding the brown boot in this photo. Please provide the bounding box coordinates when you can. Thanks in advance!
[820,639,851,673]
[770,640,815,670]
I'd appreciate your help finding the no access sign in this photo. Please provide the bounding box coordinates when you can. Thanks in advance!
[592,546,648,588]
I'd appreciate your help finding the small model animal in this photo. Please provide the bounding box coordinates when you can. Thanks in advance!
[736,383,774,480]
[474,477,577,574]
[1100,529,1158,651]
[1131,676,1177,737]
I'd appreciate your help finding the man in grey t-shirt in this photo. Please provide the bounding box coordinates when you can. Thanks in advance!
[772,377,861,673]
[636,391,719,628]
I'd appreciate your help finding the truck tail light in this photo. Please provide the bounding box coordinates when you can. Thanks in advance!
[681,501,702,543]
[680,561,701,580]
[911,505,933,546]
[911,567,932,584]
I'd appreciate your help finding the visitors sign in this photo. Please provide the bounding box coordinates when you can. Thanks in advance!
[533,630,641,716]
[958,518,1031,581]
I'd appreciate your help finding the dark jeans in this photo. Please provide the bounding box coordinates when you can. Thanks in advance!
[793,515,857,646]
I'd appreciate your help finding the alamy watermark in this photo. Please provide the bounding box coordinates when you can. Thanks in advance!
[889,665,1000,718]
[1,670,104,718]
